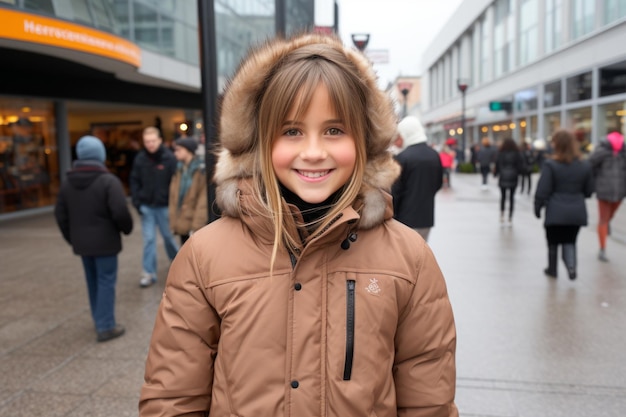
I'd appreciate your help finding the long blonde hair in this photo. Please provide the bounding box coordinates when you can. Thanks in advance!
[253,43,369,268]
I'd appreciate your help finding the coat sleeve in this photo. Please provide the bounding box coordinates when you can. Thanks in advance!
[129,154,142,211]
[107,176,133,235]
[583,162,594,198]
[54,187,71,244]
[534,162,553,218]
[139,238,219,417]
[191,172,208,232]
[394,240,459,417]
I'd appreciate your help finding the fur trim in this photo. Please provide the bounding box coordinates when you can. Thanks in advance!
[215,33,400,226]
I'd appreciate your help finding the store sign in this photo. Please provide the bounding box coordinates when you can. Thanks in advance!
[0,8,141,68]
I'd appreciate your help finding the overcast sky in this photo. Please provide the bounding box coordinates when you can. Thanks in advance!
[337,0,464,88]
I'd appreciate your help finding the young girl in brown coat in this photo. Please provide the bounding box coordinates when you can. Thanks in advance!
[140,34,458,417]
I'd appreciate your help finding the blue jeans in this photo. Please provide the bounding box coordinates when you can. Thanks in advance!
[81,255,118,332]
[140,205,179,275]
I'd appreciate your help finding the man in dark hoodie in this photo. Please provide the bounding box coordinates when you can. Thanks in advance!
[130,126,179,287]
[55,135,133,342]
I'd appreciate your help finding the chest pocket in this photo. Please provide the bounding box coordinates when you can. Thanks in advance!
[328,272,407,381]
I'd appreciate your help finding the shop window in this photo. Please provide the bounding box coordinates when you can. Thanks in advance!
[514,88,538,111]
[24,0,54,14]
[600,60,626,97]
[0,99,56,214]
[598,101,626,139]
[544,80,561,107]
[543,112,560,139]
[566,107,592,154]
[566,72,592,102]
[134,3,159,51]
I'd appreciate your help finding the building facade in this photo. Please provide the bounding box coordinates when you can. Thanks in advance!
[420,0,626,157]
[0,0,315,217]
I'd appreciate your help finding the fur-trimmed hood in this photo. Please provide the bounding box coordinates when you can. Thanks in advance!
[214,33,400,229]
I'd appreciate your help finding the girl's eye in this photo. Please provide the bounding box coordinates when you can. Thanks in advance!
[327,127,343,136]
[284,128,300,136]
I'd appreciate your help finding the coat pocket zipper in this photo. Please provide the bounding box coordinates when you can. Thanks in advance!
[343,279,355,380]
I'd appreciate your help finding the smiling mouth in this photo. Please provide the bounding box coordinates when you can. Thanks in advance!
[296,170,331,178]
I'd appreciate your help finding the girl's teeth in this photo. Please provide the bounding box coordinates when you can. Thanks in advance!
[300,170,328,178]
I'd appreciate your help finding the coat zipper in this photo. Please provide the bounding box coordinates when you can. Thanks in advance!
[343,279,355,380]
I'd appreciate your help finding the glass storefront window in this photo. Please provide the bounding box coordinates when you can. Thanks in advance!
[544,80,562,107]
[514,87,538,111]
[544,0,562,53]
[24,0,54,14]
[571,0,595,39]
[600,60,626,97]
[134,2,159,51]
[566,107,592,154]
[566,71,592,102]
[598,101,626,140]
[0,98,56,214]
[544,111,561,140]
[604,0,626,24]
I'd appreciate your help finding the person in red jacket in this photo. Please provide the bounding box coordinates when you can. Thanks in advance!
[439,144,456,188]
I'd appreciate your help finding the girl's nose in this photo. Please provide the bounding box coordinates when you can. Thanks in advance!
[300,137,327,160]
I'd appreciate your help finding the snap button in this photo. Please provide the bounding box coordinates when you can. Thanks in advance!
[294,283,302,291]
[291,380,299,388]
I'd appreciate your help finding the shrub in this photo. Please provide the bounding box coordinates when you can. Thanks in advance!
[457,162,476,173]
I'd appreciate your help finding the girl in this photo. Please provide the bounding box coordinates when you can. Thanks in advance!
[140,34,458,417]
[534,129,594,280]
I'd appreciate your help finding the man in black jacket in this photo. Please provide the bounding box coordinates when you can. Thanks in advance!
[55,136,133,342]
[392,116,443,242]
[130,127,179,287]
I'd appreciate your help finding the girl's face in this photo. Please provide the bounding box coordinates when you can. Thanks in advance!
[272,83,357,204]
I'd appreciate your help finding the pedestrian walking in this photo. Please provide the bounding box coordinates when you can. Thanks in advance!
[140,33,458,417]
[477,137,497,189]
[130,126,179,288]
[54,136,133,342]
[169,137,208,246]
[391,115,443,242]
[439,144,456,189]
[534,129,594,280]
[519,141,536,195]
[588,131,626,262]
[494,138,524,226]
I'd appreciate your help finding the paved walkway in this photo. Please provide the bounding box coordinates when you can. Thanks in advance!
[1,172,625,416]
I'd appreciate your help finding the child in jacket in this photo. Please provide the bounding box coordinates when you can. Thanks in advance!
[140,33,458,417]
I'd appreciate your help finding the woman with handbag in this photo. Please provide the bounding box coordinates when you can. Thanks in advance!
[534,129,594,280]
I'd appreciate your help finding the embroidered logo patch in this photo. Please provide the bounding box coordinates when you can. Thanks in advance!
[365,278,381,295]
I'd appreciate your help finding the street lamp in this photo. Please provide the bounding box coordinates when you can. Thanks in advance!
[457,79,469,164]
[351,34,370,52]
[397,81,413,118]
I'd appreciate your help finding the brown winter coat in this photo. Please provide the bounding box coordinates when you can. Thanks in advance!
[140,33,458,417]
[168,161,207,235]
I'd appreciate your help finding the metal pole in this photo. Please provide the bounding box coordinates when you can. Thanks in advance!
[198,0,220,222]
[275,0,286,37]
[461,90,466,163]
[55,101,71,181]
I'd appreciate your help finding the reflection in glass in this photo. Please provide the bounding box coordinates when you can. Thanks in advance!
[566,107,592,154]
[598,101,626,139]
[544,80,562,107]
[134,2,159,50]
[600,60,626,97]
[566,72,592,102]
[544,112,561,140]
